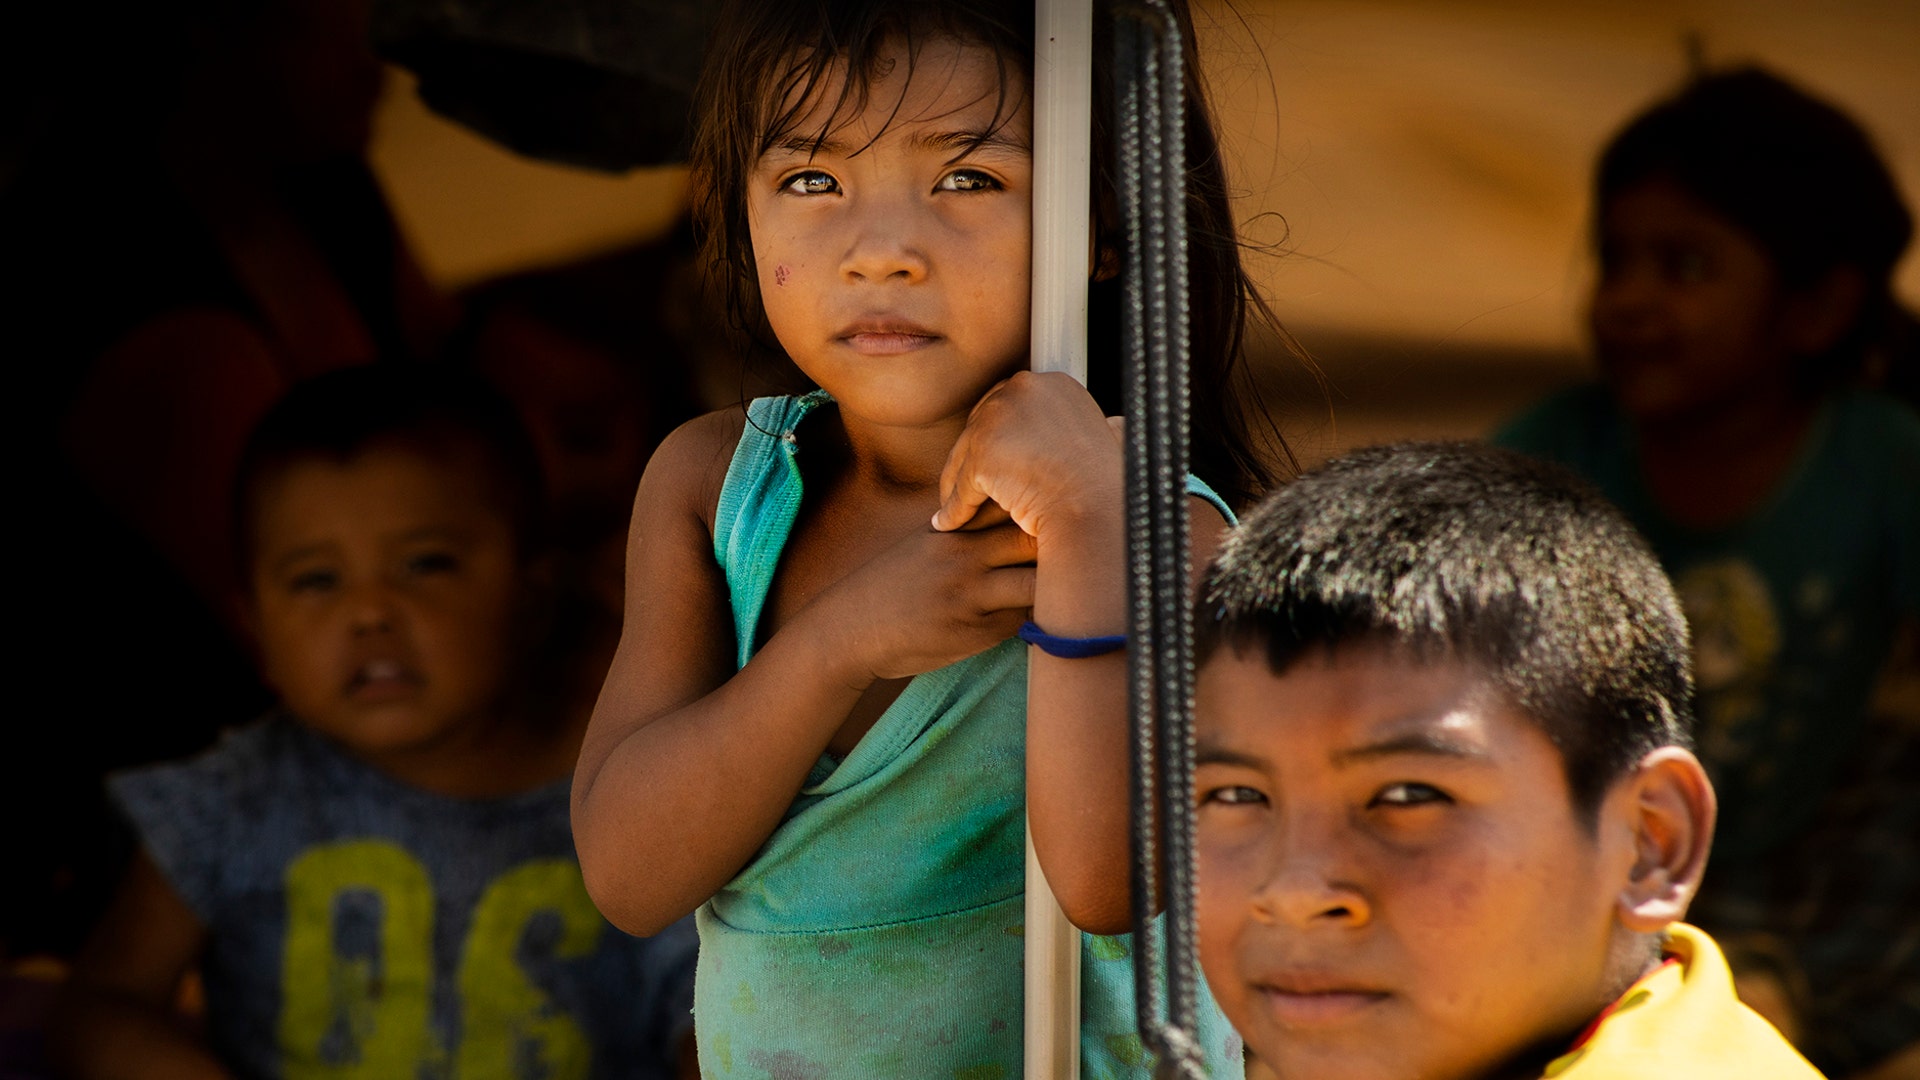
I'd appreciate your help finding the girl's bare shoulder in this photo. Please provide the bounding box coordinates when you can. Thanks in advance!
[641,406,752,535]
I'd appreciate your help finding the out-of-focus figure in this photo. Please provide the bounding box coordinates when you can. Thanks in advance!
[3,0,452,971]
[1498,67,1919,1079]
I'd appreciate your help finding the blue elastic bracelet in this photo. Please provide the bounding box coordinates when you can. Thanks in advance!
[1017,620,1127,658]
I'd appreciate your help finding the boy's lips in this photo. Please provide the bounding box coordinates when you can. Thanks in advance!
[836,317,940,356]
[1251,972,1391,1028]
[345,658,423,702]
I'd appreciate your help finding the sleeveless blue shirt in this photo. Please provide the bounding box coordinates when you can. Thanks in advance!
[694,392,1243,1079]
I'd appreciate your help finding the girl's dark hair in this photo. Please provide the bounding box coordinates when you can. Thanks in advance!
[689,0,1285,508]
[1597,66,1916,390]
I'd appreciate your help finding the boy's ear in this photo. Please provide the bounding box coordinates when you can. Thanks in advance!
[1614,747,1717,934]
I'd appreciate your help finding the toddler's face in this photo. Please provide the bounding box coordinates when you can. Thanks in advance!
[1194,642,1638,1080]
[1589,177,1793,423]
[247,442,523,773]
[747,34,1034,430]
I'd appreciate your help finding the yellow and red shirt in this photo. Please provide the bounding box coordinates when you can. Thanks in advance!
[1545,923,1823,1079]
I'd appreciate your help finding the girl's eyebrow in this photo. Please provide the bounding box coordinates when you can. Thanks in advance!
[910,128,1032,157]
[763,127,1030,162]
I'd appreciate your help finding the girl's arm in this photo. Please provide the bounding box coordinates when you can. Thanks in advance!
[48,852,232,1080]
[935,371,1228,935]
[573,411,1038,936]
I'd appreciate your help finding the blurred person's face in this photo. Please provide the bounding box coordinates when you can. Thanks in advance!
[248,441,523,774]
[1194,642,1649,1080]
[1589,177,1794,424]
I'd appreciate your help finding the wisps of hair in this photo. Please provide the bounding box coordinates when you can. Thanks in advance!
[689,0,1288,507]
[1198,441,1694,816]
[690,0,1028,361]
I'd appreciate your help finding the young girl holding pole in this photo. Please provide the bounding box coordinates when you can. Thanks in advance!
[572,1,1279,1073]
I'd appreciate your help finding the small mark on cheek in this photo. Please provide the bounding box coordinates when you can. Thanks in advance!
[774,264,791,286]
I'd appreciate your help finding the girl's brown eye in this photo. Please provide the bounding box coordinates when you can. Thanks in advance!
[784,171,839,195]
[937,169,999,193]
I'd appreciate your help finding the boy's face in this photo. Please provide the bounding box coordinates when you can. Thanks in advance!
[1195,642,1638,1080]
[248,442,523,772]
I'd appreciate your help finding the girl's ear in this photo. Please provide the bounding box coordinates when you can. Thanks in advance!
[1614,746,1717,934]
[1782,265,1867,357]
[1088,223,1121,282]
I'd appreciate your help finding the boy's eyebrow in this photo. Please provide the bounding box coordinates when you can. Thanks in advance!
[1195,742,1268,770]
[1330,730,1493,767]
[269,542,335,574]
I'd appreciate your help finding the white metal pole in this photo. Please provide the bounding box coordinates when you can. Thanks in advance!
[1026,0,1092,1077]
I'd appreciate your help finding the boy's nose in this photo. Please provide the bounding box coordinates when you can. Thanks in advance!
[347,585,398,634]
[1250,818,1372,929]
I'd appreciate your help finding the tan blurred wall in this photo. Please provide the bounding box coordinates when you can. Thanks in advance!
[1199,0,1920,356]
[367,69,691,288]
[363,2,1920,459]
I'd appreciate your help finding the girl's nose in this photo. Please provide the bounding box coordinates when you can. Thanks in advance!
[1591,260,1664,335]
[1249,814,1372,929]
[839,202,931,284]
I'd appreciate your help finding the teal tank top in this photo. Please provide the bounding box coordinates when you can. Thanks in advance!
[695,392,1244,1079]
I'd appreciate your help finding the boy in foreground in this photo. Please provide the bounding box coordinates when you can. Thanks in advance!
[1193,442,1821,1079]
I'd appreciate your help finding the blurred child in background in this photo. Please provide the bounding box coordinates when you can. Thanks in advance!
[1497,67,1919,1078]
[50,367,697,1080]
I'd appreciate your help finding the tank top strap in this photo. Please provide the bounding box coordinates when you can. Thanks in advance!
[713,391,833,671]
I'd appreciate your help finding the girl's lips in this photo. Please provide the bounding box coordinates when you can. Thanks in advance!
[836,319,940,356]
[840,331,940,356]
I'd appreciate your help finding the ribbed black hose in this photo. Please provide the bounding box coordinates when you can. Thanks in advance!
[1116,2,1202,1077]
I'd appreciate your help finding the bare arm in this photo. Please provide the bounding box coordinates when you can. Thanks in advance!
[572,411,1036,935]
[48,852,232,1080]
[935,372,1229,933]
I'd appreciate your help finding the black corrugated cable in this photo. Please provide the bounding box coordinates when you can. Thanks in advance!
[1117,3,1205,1077]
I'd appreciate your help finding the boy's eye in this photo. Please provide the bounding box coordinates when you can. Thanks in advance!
[1200,784,1267,808]
[936,168,1000,193]
[1661,247,1711,284]
[1370,782,1450,809]
[287,568,337,594]
[782,170,839,196]
[403,551,460,577]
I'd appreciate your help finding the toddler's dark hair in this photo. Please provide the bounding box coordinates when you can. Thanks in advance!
[1597,66,1915,390]
[688,0,1284,508]
[1197,441,1694,819]
[234,365,546,573]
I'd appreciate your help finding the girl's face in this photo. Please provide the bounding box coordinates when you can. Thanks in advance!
[747,36,1033,431]
[1588,177,1796,424]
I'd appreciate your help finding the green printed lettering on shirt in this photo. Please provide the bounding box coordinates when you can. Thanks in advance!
[279,840,439,1078]
[454,858,601,1080]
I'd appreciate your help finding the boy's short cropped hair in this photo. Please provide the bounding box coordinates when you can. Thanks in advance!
[1196,440,1693,817]
[234,364,546,571]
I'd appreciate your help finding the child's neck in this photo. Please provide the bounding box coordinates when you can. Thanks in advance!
[1631,383,1820,531]
[812,402,966,498]
[345,707,584,801]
